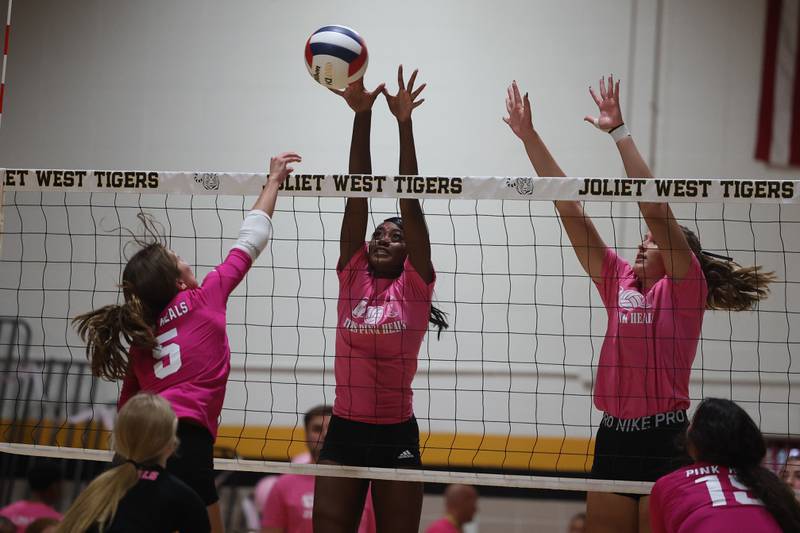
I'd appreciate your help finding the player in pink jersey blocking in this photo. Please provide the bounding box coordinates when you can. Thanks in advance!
[504,76,775,533]
[312,66,448,533]
[73,151,301,533]
[260,405,375,533]
[650,398,800,532]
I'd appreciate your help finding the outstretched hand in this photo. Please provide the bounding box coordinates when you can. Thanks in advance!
[503,80,535,141]
[383,65,426,123]
[585,75,624,131]
[330,78,385,113]
[268,152,302,185]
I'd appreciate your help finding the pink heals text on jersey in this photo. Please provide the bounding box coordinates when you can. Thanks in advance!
[159,300,189,327]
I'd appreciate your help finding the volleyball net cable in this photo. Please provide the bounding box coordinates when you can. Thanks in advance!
[0,170,798,494]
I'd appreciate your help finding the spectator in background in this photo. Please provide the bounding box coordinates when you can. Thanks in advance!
[24,518,58,533]
[260,405,375,533]
[781,454,800,494]
[0,461,62,532]
[425,484,478,533]
[567,512,586,533]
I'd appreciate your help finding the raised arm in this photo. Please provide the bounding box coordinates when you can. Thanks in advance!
[253,152,302,216]
[586,75,693,279]
[230,151,300,264]
[504,81,607,282]
[384,65,434,284]
[332,79,385,270]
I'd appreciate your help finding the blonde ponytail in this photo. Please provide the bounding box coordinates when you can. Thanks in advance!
[57,394,178,532]
[56,463,139,533]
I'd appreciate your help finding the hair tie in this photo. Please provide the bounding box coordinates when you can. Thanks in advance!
[700,250,733,262]
[125,459,142,469]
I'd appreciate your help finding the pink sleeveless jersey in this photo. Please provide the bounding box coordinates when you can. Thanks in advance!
[593,248,707,418]
[335,245,435,424]
[118,248,252,438]
[650,463,781,532]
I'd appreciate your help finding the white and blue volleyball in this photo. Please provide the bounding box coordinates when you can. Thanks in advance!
[305,25,368,90]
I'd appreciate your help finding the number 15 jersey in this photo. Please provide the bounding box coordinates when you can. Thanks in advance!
[119,248,253,439]
[650,463,780,533]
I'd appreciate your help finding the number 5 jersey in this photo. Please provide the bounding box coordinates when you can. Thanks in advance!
[119,248,253,439]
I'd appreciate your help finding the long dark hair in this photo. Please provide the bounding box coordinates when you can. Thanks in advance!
[681,226,776,311]
[73,214,181,380]
[383,216,449,339]
[688,398,800,532]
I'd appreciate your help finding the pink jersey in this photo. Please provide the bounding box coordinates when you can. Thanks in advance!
[260,474,375,533]
[593,248,707,418]
[335,245,435,424]
[650,463,781,533]
[119,248,252,438]
[0,500,62,533]
[425,517,460,533]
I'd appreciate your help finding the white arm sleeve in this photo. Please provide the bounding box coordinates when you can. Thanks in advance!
[232,209,273,260]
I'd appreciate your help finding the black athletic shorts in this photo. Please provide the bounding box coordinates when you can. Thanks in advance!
[592,410,691,490]
[319,414,422,468]
[166,420,218,506]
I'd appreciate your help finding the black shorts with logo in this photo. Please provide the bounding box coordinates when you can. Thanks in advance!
[592,410,691,486]
[166,420,218,506]
[319,414,422,468]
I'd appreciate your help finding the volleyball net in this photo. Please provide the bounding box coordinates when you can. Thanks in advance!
[1,170,798,493]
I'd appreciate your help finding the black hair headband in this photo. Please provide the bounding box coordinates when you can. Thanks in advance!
[700,250,733,262]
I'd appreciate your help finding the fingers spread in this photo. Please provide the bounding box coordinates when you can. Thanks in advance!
[589,86,602,106]
[411,83,426,100]
[407,69,418,94]
[370,82,386,97]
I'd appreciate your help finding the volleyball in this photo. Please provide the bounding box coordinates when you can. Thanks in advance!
[304,25,368,90]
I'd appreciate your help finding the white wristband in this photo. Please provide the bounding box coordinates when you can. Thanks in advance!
[609,123,631,143]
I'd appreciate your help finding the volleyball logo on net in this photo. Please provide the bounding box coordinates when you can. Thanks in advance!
[618,287,651,310]
[193,172,220,191]
[505,177,535,196]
